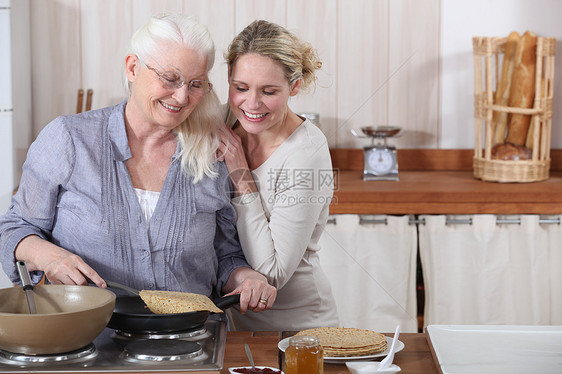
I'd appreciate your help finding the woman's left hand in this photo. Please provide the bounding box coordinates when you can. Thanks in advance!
[223,267,277,313]
[217,123,244,165]
[217,123,257,197]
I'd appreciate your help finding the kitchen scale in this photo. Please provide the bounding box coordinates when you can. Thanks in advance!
[351,126,402,181]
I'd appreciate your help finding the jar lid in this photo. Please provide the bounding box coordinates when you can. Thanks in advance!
[288,335,320,347]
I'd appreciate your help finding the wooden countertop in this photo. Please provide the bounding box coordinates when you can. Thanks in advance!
[0,331,435,374]
[222,331,438,373]
[329,149,562,214]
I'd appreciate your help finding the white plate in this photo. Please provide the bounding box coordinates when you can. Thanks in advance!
[278,336,404,364]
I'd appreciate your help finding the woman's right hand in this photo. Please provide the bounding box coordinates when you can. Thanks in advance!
[14,235,106,288]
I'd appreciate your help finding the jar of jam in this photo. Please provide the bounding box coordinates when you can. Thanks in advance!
[284,336,323,374]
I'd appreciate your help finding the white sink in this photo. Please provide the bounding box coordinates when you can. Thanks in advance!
[426,325,562,374]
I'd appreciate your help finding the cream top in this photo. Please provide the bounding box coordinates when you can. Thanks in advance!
[134,188,160,228]
[224,109,339,331]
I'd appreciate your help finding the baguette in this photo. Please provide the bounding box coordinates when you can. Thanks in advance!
[505,30,537,146]
[525,77,546,148]
[493,31,520,145]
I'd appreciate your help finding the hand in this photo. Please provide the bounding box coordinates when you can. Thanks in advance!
[217,123,257,197]
[224,267,277,314]
[14,235,106,288]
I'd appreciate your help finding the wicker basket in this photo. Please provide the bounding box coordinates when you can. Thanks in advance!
[472,35,555,182]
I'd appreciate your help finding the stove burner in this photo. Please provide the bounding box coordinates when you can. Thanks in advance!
[0,344,96,364]
[115,327,208,340]
[122,340,202,362]
[0,320,226,372]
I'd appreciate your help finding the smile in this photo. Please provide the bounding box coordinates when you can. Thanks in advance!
[242,110,267,119]
[160,101,182,112]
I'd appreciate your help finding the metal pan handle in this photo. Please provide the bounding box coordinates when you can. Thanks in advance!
[87,278,140,296]
[104,280,140,296]
[213,294,240,310]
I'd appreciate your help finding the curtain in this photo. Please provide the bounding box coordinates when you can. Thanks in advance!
[318,214,418,333]
[419,214,562,326]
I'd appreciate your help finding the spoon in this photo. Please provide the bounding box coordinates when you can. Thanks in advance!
[244,343,256,371]
[378,325,400,371]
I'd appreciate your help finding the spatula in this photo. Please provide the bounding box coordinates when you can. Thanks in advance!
[16,261,37,314]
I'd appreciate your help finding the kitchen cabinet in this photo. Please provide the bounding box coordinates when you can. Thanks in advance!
[318,214,418,333]
[324,149,562,329]
[419,214,562,326]
[321,212,562,330]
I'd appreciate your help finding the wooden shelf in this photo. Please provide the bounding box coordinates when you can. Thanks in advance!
[329,149,562,214]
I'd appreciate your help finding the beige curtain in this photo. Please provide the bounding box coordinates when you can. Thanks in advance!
[419,214,562,326]
[318,214,418,333]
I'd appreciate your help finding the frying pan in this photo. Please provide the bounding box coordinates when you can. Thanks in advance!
[0,285,116,354]
[105,284,240,333]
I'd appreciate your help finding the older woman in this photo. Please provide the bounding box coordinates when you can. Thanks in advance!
[0,13,276,313]
[219,20,339,330]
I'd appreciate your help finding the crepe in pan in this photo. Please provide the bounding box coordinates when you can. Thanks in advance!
[139,290,223,314]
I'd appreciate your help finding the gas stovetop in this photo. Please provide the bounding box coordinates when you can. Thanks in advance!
[0,320,226,373]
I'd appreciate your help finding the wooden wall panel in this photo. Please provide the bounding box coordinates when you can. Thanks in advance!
[132,0,183,26]
[183,0,235,103]
[388,0,440,149]
[234,0,286,33]
[30,0,81,136]
[287,0,338,147]
[131,0,184,35]
[336,0,389,148]
[80,0,132,110]
[29,0,443,150]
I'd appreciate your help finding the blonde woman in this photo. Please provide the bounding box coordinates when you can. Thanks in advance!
[219,20,339,330]
[0,14,276,313]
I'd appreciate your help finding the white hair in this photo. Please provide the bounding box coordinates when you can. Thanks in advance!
[124,13,221,182]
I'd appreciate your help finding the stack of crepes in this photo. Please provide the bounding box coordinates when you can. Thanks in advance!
[295,327,388,357]
[139,290,223,314]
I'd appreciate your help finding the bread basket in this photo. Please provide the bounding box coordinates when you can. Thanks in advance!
[472,35,555,182]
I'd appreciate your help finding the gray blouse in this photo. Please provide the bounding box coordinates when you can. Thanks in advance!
[0,100,248,296]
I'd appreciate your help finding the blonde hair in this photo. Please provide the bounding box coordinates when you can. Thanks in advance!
[125,13,220,182]
[225,20,322,90]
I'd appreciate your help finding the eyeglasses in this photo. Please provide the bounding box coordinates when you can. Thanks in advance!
[142,60,213,98]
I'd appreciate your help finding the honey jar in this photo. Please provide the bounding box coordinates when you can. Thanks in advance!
[284,335,323,374]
